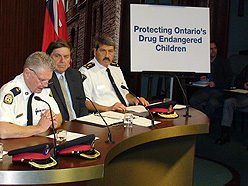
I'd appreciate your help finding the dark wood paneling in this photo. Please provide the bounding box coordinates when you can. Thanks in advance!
[210,0,231,57]
[0,0,45,87]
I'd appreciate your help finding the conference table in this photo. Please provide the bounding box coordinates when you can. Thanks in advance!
[0,107,209,185]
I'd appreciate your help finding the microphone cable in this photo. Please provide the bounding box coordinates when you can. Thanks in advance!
[168,72,191,117]
[85,97,115,144]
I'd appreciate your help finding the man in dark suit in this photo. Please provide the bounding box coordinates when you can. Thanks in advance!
[46,39,88,122]
[189,42,233,119]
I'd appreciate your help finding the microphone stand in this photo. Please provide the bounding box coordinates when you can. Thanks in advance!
[85,97,115,144]
[34,96,58,158]
[168,73,191,117]
[121,85,157,129]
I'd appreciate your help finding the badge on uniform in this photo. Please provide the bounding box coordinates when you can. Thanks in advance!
[3,93,14,104]
[8,143,57,169]
[56,134,100,159]
[3,87,21,105]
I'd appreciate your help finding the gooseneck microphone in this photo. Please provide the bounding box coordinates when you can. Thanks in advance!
[121,85,157,129]
[85,97,115,144]
[168,72,191,117]
[34,96,57,157]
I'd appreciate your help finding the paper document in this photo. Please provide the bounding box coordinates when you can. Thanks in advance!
[149,101,162,106]
[76,114,123,126]
[100,111,125,120]
[191,80,209,87]
[173,104,186,110]
[225,88,248,94]
[47,131,99,141]
[140,101,185,110]
[127,105,148,113]
[133,117,160,127]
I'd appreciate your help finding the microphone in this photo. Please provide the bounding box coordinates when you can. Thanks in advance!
[168,72,191,117]
[121,85,157,129]
[85,97,115,144]
[34,96,58,157]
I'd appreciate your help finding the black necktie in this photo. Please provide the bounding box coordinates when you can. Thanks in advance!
[106,68,127,106]
[27,93,34,126]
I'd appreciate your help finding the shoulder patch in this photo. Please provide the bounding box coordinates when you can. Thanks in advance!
[49,89,53,97]
[10,87,21,97]
[110,62,120,67]
[4,93,14,104]
[83,62,95,69]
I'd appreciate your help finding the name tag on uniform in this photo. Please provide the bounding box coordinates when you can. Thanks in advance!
[97,85,105,90]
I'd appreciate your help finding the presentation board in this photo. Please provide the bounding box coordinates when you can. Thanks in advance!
[130,4,210,73]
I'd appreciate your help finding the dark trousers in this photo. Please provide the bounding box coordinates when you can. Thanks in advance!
[221,94,248,127]
[189,87,224,119]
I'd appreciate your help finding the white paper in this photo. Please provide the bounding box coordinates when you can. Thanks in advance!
[76,114,123,126]
[173,104,187,110]
[127,105,148,113]
[226,88,248,94]
[149,101,163,106]
[191,80,209,87]
[133,117,160,127]
[100,111,125,120]
[47,131,99,141]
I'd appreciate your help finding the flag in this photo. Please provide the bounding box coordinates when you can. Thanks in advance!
[42,0,69,52]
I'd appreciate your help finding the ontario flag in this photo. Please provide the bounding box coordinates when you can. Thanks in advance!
[42,0,69,52]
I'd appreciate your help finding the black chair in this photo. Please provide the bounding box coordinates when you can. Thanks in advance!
[229,54,248,86]
[229,54,248,131]
[233,109,248,131]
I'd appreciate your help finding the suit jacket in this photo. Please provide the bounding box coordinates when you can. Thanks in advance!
[194,55,233,89]
[49,68,88,121]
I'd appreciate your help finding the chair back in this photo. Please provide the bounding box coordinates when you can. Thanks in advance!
[229,54,248,86]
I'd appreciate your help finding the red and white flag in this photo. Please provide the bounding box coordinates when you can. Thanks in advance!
[42,0,69,52]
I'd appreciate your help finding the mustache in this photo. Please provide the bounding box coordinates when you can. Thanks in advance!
[103,57,110,61]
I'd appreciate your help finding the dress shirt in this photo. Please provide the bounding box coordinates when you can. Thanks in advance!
[55,72,76,120]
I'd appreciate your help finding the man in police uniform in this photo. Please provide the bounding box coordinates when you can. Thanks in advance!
[79,36,149,112]
[0,52,62,139]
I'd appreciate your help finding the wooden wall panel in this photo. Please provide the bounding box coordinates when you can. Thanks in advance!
[0,0,45,87]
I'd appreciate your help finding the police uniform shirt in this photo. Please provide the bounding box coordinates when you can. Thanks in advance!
[79,57,129,107]
[0,73,60,126]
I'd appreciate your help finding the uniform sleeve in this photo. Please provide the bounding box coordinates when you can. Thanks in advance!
[0,89,17,124]
[79,68,94,100]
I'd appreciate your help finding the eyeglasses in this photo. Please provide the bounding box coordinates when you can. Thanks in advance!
[29,68,52,85]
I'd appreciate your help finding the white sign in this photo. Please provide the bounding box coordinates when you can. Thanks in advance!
[130,4,210,73]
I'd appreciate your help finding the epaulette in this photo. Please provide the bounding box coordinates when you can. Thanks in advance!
[83,62,95,69]
[10,87,21,96]
[3,87,21,105]
[110,62,120,67]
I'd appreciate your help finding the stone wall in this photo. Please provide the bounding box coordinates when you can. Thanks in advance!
[66,0,122,68]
